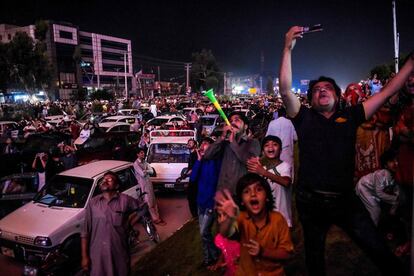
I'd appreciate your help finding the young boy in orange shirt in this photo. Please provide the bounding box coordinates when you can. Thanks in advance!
[216,173,294,276]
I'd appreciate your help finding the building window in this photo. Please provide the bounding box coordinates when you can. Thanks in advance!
[79,36,92,45]
[8,34,11,40]
[59,31,73,40]
[101,39,128,51]
[0,35,2,40]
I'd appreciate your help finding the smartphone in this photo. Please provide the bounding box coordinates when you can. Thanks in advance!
[302,24,323,35]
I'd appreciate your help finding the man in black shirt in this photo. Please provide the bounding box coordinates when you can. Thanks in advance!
[178,138,198,218]
[279,26,413,276]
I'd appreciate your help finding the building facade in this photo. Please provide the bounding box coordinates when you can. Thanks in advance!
[0,21,133,100]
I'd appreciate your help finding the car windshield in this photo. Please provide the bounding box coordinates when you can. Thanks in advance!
[147,143,189,163]
[33,175,93,208]
[100,118,118,123]
[201,117,216,126]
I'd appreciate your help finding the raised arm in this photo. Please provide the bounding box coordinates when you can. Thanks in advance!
[279,26,303,118]
[363,53,414,120]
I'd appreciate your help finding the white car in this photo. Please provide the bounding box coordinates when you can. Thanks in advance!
[200,114,221,135]
[146,115,186,129]
[100,115,139,125]
[98,122,132,132]
[147,130,195,191]
[0,160,138,273]
[117,109,140,116]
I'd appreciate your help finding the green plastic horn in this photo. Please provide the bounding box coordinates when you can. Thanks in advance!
[203,89,230,126]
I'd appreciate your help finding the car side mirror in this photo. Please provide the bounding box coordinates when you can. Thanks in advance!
[149,166,157,177]
[180,167,189,178]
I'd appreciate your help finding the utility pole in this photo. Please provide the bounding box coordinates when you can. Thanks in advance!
[157,66,161,82]
[185,63,191,94]
[124,51,128,100]
[392,1,399,73]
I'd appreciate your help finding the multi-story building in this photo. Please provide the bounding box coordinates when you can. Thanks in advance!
[0,21,133,100]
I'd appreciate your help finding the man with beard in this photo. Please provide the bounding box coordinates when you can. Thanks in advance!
[279,26,413,276]
[203,112,261,194]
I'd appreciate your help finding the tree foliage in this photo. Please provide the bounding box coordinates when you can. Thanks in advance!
[89,89,114,101]
[0,20,52,94]
[190,49,223,94]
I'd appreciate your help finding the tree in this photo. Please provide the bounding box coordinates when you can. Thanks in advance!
[266,77,274,95]
[5,27,51,94]
[0,42,8,92]
[190,49,223,94]
[90,89,114,101]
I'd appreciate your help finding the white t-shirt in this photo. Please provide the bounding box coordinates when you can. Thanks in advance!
[265,161,293,227]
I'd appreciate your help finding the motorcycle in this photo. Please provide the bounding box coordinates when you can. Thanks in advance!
[129,187,160,247]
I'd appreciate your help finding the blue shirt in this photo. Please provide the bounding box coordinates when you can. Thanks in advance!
[190,159,221,212]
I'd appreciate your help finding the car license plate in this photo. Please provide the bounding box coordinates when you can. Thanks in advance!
[164,183,174,188]
[1,246,15,258]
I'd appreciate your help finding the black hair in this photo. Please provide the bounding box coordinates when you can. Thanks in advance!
[277,107,287,117]
[380,150,397,169]
[201,137,214,144]
[236,173,274,211]
[261,135,282,151]
[307,76,342,103]
[228,111,249,125]
[187,138,198,146]
[136,147,146,156]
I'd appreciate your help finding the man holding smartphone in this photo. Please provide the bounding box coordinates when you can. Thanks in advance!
[278,26,412,275]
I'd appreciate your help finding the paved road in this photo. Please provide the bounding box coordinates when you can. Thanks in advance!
[131,191,192,265]
[0,191,192,275]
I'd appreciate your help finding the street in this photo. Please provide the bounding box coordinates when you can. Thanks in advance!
[0,191,191,275]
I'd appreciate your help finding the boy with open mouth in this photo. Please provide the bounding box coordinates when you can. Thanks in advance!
[215,173,294,275]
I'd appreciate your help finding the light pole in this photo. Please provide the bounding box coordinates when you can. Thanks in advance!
[392,0,399,73]
[124,51,128,100]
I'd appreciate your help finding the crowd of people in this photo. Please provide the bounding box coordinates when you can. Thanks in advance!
[0,26,413,276]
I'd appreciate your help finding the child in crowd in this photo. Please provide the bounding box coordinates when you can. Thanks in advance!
[215,173,294,275]
[247,135,293,227]
[355,150,400,226]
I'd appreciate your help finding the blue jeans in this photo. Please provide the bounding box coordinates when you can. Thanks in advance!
[198,207,219,264]
[296,189,405,276]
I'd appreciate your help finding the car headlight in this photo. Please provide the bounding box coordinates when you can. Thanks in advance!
[34,236,52,246]
[0,228,2,238]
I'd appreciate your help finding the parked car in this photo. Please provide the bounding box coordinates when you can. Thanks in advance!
[78,112,111,125]
[147,129,195,191]
[0,160,139,275]
[0,172,38,218]
[100,115,139,126]
[146,115,186,130]
[75,131,140,164]
[199,114,221,135]
[0,132,72,178]
[117,109,140,116]
[98,122,132,132]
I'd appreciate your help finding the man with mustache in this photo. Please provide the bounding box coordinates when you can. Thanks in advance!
[279,26,413,275]
[203,111,261,194]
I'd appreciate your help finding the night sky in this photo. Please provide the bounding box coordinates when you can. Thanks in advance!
[1,0,413,89]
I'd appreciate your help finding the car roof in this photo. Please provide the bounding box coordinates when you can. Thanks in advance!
[59,160,132,179]
[99,122,131,128]
[201,114,219,118]
[0,121,18,125]
[103,115,136,120]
